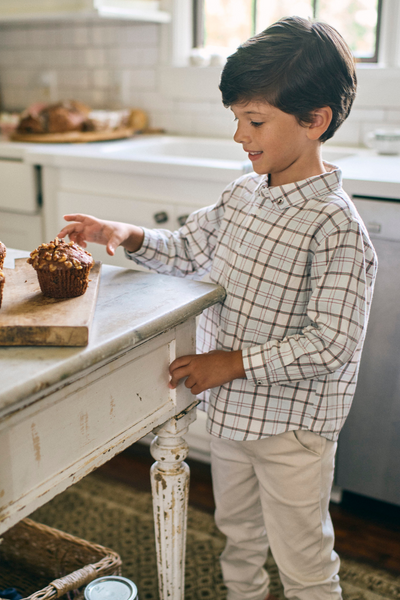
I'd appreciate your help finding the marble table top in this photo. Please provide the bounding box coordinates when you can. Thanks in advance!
[0,250,225,415]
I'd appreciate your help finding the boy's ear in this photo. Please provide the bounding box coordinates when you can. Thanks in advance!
[307,107,333,140]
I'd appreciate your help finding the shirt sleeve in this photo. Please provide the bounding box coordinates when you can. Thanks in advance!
[242,219,378,386]
[125,180,236,279]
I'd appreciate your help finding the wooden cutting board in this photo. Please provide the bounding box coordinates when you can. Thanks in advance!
[10,128,135,143]
[0,258,101,346]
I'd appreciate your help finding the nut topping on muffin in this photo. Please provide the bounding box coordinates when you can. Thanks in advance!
[27,238,94,298]
[0,269,4,309]
[0,241,6,270]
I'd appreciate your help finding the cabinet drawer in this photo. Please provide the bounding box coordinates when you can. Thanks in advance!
[352,196,400,241]
[0,161,37,214]
[0,211,43,251]
[57,190,177,230]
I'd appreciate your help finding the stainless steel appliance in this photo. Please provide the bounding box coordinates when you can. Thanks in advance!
[336,195,400,506]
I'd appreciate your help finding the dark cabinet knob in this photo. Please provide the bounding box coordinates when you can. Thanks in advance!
[153,211,169,224]
[177,214,189,227]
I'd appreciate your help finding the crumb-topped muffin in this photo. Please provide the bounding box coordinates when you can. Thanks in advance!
[0,241,6,269]
[0,270,4,308]
[27,237,94,298]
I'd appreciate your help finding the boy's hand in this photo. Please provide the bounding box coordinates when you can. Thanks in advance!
[169,350,245,395]
[57,213,144,255]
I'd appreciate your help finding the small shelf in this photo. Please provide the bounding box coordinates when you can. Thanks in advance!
[0,6,171,24]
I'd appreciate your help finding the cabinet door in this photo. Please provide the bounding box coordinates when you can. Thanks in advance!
[335,237,400,506]
[56,191,176,269]
[0,210,43,251]
[0,161,37,214]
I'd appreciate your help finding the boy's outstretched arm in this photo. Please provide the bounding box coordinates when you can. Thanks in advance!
[169,350,245,395]
[57,213,144,256]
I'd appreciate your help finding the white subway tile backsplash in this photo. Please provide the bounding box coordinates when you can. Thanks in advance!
[139,91,175,112]
[136,47,159,67]
[85,48,106,68]
[385,109,400,122]
[0,50,18,67]
[92,69,111,89]
[330,120,361,147]
[151,111,193,135]
[27,27,55,47]
[0,28,28,48]
[60,69,90,89]
[91,24,118,47]
[91,88,109,107]
[177,101,212,114]
[1,87,25,110]
[191,114,236,138]
[130,69,157,90]
[116,47,141,67]
[117,24,159,48]
[0,69,30,87]
[73,26,91,47]
[0,19,395,144]
[45,48,73,68]
[58,26,76,47]
[349,108,385,122]
[21,48,44,67]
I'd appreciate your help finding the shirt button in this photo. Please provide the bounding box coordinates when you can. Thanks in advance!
[257,380,263,385]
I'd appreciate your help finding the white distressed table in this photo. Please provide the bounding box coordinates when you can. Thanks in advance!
[0,250,225,600]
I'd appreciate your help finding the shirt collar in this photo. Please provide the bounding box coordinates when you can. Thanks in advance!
[254,163,342,209]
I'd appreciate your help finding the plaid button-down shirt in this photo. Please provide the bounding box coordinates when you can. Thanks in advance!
[127,166,377,442]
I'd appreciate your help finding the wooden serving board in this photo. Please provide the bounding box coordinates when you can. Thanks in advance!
[0,259,101,346]
[10,128,135,143]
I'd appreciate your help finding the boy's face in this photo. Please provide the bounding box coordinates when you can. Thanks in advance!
[231,101,323,186]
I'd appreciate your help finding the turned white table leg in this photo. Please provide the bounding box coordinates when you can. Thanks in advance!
[150,409,196,600]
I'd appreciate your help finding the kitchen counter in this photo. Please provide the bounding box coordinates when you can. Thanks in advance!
[0,248,225,415]
[1,134,400,196]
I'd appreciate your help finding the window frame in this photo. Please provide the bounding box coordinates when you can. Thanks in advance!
[192,0,384,63]
[158,0,400,109]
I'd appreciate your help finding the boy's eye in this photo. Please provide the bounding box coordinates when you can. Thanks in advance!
[251,121,263,127]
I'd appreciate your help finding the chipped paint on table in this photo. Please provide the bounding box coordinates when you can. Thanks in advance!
[0,249,225,600]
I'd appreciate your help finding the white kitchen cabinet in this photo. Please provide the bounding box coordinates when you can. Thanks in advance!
[0,158,43,251]
[42,165,223,269]
[0,210,43,251]
[0,161,37,214]
[0,0,171,23]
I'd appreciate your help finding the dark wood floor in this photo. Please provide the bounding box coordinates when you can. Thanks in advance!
[97,442,400,576]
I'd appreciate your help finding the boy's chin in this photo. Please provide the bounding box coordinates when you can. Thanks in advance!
[251,164,269,176]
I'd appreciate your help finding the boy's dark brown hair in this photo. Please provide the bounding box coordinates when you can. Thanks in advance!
[219,16,357,142]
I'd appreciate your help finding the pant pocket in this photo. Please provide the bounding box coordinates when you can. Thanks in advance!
[293,430,325,456]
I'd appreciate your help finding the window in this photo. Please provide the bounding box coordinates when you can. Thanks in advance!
[193,0,383,62]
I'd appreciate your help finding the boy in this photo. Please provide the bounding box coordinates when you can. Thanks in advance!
[58,16,377,600]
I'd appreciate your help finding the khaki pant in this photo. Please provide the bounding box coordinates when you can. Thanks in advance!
[210,430,342,600]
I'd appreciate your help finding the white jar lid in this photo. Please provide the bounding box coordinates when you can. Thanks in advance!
[84,576,138,600]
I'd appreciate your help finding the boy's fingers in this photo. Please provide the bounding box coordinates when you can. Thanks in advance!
[168,363,193,389]
[63,213,87,222]
[57,222,83,236]
[169,355,192,374]
[106,234,123,256]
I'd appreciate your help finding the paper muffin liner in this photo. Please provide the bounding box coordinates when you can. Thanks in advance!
[0,243,6,270]
[0,277,4,308]
[36,265,92,298]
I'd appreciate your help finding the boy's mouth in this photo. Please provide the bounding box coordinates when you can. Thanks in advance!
[248,151,263,161]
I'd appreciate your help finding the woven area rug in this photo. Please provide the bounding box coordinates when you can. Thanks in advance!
[31,472,400,600]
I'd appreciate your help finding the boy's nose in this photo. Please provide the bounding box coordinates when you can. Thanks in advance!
[233,125,250,145]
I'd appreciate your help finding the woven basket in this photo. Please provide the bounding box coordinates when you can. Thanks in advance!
[0,518,122,600]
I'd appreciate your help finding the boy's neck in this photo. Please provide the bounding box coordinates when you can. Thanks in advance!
[269,148,326,187]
